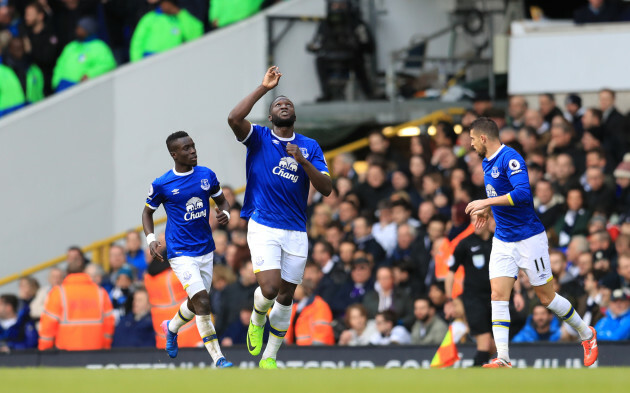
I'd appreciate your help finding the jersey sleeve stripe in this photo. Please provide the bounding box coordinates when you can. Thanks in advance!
[145,203,157,210]
[239,122,254,144]
[506,193,514,206]
[210,188,223,198]
[321,171,330,177]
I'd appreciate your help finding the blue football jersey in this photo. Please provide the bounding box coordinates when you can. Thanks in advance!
[482,145,544,242]
[145,166,222,259]
[240,123,329,232]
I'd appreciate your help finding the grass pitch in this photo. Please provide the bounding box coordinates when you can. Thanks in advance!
[1,367,628,393]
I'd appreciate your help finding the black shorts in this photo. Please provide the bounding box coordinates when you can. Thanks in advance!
[463,294,492,336]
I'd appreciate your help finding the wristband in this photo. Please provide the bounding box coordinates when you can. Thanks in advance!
[146,233,156,245]
[223,210,231,221]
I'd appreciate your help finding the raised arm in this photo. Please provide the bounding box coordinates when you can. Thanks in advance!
[227,66,282,141]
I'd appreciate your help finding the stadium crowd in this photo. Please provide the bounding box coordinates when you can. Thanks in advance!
[2,88,630,353]
[0,0,283,117]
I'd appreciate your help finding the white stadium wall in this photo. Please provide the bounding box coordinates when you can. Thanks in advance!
[0,0,455,284]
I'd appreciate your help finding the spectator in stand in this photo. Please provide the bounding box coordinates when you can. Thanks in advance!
[548,116,584,174]
[553,153,578,197]
[309,203,333,241]
[338,303,378,346]
[550,250,584,302]
[472,92,492,117]
[85,263,105,287]
[410,296,448,345]
[3,36,44,104]
[594,288,630,341]
[0,294,38,351]
[614,154,630,214]
[354,163,393,213]
[574,0,620,24]
[210,265,236,336]
[507,95,528,130]
[220,303,256,347]
[22,1,58,96]
[217,260,257,332]
[367,130,404,171]
[39,256,114,351]
[284,279,335,346]
[392,199,420,230]
[389,224,429,293]
[125,230,146,280]
[363,266,413,329]
[353,216,386,267]
[585,167,615,216]
[564,94,584,138]
[599,88,627,161]
[417,200,437,233]
[613,253,630,291]
[112,287,156,348]
[512,304,561,343]
[524,108,549,136]
[130,0,203,62]
[372,199,397,257]
[0,61,26,117]
[539,93,564,126]
[332,152,357,183]
[369,309,411,345]
[330,258,373,317]
[52,17,116,92]
[311,240,346,287]
[105,244,134,290]
[17,276,38,318]
[533,179,563,230]
[213,230,228,265]
[209,0,264,28]
[554,187,591,248]
[325,221,345,255]
[29,267,64,325]
[109,266,134,322]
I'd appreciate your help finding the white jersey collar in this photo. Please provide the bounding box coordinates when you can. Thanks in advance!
[271,130,295,141]
[487,144,505,161]
[172,167,194,176]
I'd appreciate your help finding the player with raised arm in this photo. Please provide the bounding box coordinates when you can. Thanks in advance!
[227,66,332,369]
[142,131,233,368]
[465,117,598,368]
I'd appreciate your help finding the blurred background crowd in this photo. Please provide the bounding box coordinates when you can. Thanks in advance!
[3,86,630,351]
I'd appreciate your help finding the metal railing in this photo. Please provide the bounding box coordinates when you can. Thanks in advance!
[0,107,464,287]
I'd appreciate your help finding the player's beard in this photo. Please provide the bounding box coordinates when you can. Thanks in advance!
[475,144,487,158]
[271,114,296,128]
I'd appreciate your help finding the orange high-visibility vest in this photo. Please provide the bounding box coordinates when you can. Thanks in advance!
[447,224,475,299]
[285,295,334,346]
[38,273,114,351]
[144,268,201,349]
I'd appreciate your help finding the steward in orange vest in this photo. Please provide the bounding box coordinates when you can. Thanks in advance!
[39,260,114,350]
[285,283,334,346]
[144,262,201,349]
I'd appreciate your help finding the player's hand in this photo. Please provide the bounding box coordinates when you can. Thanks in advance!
[149,241,164,262]
[215,207,230,225]
[465,199,488,216]
[262,66,282,90]
[444,300,455,320]
[286,142,307,164]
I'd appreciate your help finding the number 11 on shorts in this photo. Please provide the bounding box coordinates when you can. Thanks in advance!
[533,257,545,273]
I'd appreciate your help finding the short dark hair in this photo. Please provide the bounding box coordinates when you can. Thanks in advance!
[391,198,412,213]
[470,117,499,140]
[26,1,45,14]
[313,240,334,256]
[599,88,615,99]
[588,108,603,122]
[269,95,290,113]
[166,131,189,152]
[377,309,397,324]
[540,93,555,102]
[0,294,19,313]
[414,295,434,309]
[586,147,606,160]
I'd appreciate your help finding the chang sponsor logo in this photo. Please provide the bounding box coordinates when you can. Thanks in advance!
[273,157,300,183]
[184,197,207,221]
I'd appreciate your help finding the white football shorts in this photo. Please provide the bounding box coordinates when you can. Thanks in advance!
[489,231,553,287]
[169,251,214,298]
[247,218,308,285]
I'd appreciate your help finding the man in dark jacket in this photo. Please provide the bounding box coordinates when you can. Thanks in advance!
[113,288,156,347]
